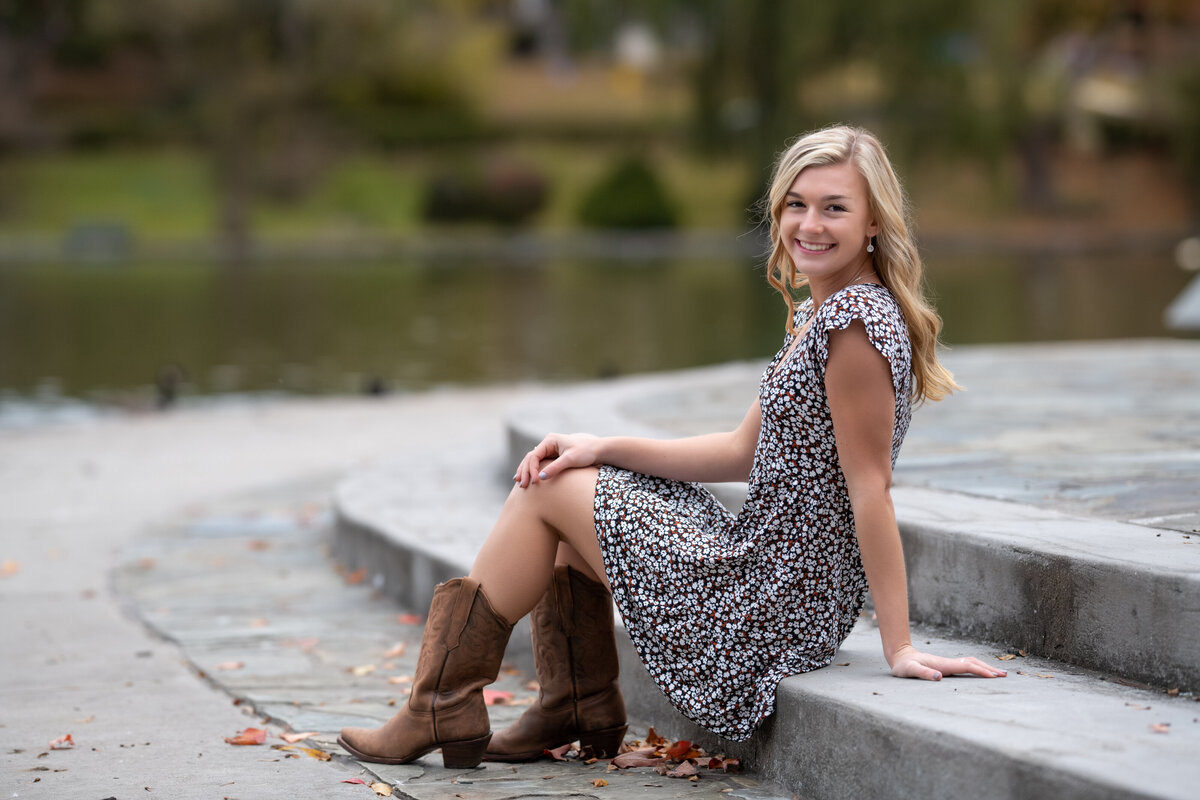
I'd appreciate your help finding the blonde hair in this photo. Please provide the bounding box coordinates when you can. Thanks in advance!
[764,125,960,404]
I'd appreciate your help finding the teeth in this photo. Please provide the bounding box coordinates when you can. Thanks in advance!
[799,241,833,252]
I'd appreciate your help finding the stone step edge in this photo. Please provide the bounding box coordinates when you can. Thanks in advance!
[507,405,1200,694]
[329,485,1199,800]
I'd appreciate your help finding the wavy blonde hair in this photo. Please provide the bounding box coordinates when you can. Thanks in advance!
[764,125,959,404]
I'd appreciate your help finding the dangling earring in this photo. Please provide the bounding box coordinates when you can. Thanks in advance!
[867,236,876,254]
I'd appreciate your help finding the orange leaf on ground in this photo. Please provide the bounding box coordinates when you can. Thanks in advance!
[1150,723,1171,733]
[383,643,406,659]
[645,727,666,746]
[369,782,393,796]
[48,734,74,750]
[215,661,244,671]
[272,744,331,761]
[387,675,412,685]
[665,739,703,760]
[996,654,1017,661]
[0,559,19,577]
[349,664,376,677]
[707,756,741,772]
[224,727,267,745]
[344,568,367,585]
[483,689,513,706]
[396,613,422,625]
[592,778,609,787]
[249,618,269,628]
[342,778,367,784]
[281,731,319,743]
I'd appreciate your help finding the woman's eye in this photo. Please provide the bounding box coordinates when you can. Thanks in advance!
[828,204,847,212]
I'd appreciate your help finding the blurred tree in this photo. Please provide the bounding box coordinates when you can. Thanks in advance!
[89,0,475,262]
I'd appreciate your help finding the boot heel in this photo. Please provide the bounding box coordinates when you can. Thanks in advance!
[580,725,627,759]
[441,732,492,769]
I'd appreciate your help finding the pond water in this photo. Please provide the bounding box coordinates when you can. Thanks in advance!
[0,250,1190,406]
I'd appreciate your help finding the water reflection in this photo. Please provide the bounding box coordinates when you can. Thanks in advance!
[0,253,1189,402]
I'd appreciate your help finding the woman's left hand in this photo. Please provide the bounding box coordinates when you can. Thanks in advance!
[888,644,1008,681]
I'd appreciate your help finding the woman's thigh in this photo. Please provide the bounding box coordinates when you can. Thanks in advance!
[508,464,608,589]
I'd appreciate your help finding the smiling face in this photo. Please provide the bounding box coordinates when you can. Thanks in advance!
[780,161,879,288]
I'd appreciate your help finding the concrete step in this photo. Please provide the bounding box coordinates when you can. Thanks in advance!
[331,453,1200,800]
[503,367,1200,694]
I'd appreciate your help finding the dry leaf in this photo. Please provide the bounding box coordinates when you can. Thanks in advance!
[544,743,572,761]
[396,613,422,625]
[996,654,1017,661]
[1124,703,1151,711]
[645,727,666,746]
[248,618,269,628]
[281,731,319,743]
[592,778,608,787]
[137,557,156,570]
[75,715,95,724]
[483,689,513,706]
[246,539,271,551]
[344,568,367,585]
[350,664,376,677]
[215,661,244,671]
[387,675,412,685]
[370,782,393,796]
[272,745,330,761]
[0,559,19,577]
[342,778,367,784]
[1034,673,1054,679]
[383,643,406,659]
[667,761,698,779]
[48,734,74,750]
[1167,688,1180,696]
[665,740,703,760]
[224,727,267,746]
[612,748,661,769]
[1149,723,1171,734]
[524,680,540,691]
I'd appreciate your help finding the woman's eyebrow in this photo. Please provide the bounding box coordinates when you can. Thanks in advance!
[785,191,853,202]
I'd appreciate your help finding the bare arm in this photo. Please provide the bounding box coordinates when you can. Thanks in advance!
[514,399,761,487]
[826,321,1005,681]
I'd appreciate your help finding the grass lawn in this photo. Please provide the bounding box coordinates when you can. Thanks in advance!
[0,144,753,242]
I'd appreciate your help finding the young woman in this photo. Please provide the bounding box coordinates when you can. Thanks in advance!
[338,125,1007,768]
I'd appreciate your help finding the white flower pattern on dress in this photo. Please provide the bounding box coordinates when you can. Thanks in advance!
[594,283,913,741]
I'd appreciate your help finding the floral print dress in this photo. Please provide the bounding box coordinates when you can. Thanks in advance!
[594,283,913,741]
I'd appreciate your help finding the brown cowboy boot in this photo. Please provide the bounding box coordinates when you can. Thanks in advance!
[339,577,514,768]
[484,565,627,761]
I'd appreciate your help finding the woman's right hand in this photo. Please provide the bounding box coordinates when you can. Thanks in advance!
[513,432,603,488]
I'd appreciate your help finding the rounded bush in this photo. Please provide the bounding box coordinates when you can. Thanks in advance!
[577,155,678,229]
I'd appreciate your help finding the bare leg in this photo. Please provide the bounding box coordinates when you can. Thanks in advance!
[469,464,608,624]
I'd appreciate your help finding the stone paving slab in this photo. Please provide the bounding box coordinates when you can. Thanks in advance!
[114,482,794,800]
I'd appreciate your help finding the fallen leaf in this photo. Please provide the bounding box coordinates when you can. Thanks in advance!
[592,778,608,787]
[224,728,267,746]
[483,689,513,706]
[665,740,703,760]
[1018,649,1028,657]
[215,661,244,671]
[383,643,406,659]
[349,664,376,677]
[246,540,271,551]
[996,654,1017,661]
[667,761,698,779]
[75,716,95,724]
[544,743,572,761]
[835,662,850,667]
[386,675,412,685]
[344,568,367,585]
[137,557,156,570]
[1034,673,1054,679]
[645,727,666,746]
[342,778,367,784]
[396,613,422,625]
[272,744,330,761]
[1167,688,1180,696]
[524,680,540,691]
[48,734,74,750]
[1150,723,1171,733]
[0,559,19,577]
[281,731,319,743]
[370,782,393,796]
[612,747,661,769]
[1124,703,1151,711]
[248,618,269,628]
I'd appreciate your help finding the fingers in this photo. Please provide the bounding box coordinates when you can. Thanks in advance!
[945,656,1007,678]
[891,652,1007,682]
